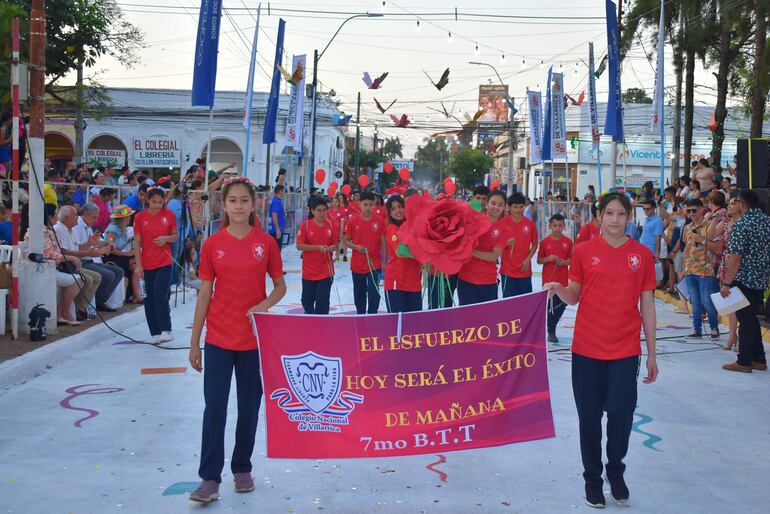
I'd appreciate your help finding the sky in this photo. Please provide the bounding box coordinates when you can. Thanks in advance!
[70,0,726,157]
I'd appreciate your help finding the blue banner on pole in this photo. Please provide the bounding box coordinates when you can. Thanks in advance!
[191,0,223,107]
[263,19,286,145]
[604,0,624,141]
[542,67,553,162]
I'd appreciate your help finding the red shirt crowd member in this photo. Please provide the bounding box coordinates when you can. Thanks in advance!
[188,177,286,504]
[537,213,573,342]
[543,192,657,509]
[500,193,538,298]
[458,190,509,305]
[133,187,177,344]
[383,196,422,313]
[296,197,340,314]
[576,204,601,245]
[344,191,386,314]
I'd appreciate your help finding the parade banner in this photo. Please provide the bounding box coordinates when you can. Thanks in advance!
[587,42,601,151]
[650,0,665,133]
[263,18,286,145]
[243,5,261,130]
[252,292,555,459]
[551,72,567,159]
[285,54,307,152]
[527,91,543,165]
[191,0,222,107]
[604,0,624,141]
[542,66,553,161]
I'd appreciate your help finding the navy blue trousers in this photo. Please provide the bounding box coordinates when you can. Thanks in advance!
[352,270,381,314]
[457,279,498,306]
[547,294,568,335]
[501,274,532,298]
[199,343,262,483]
[571,353,638,488]
[427,273,457,309]
[385,290,422,313]
[301,277,333,314]
[143,265,172,336]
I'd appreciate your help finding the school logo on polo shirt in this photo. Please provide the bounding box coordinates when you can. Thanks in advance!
[216,250,226,260]
[272,351,364,433]
[628,254,641,272]
[372,222,379,232]
[161,216,169,225]
[522,225,529,233]
[491,228,500,239]
[252,243,266,261]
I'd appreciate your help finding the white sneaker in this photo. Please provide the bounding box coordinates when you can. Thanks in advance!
[160,331,174,342]
[150,334,163,344]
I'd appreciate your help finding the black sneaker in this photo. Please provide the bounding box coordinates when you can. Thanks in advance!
[685,332,703,339]
[709,328,720,340]
[608,474,629,504]
[584,484,606,509]
[547,332,559,343]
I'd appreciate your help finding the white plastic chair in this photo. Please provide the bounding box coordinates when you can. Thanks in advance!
[0,244,13,335]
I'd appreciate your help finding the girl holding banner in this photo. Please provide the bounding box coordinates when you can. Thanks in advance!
[188,177,286,503]
[296,196,339,314]
[543,192,658,509]
[383,195,422,312]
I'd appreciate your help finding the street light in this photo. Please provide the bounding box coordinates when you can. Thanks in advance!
[309,13,383,192]
[468,61,518,196]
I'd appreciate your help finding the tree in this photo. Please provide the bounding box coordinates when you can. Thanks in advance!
[622,87,653,104]
[414,137,449,184]
[1,0,144,111]
[446,148,493,190]
[381,137,403,160]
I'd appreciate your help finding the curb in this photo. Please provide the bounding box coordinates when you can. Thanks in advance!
[654,290,770,345]
[0,307,147,392]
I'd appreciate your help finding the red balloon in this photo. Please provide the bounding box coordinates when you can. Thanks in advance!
[357,174,370,188]
[445,181,457,195]
[315,168,326,184]
[383,162,394,173]
[328,181,338,194]
[490,180,501,190]
[398,167,411,182]
[341,184,352,196]
[708,112,717,132]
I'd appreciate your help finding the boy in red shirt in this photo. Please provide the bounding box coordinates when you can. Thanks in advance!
[537,213,573,342]
[576,203,601,246]
[500,192,538,297]
[296,197,339,314]
[344,191,386,314]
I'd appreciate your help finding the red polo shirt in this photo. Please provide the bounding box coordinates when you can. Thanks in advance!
[134,208,175,270]
[345,213,384,274]
[384,223,422,291]
[499,216,538,278]
[297,219,339,281]
[459,219,509,285]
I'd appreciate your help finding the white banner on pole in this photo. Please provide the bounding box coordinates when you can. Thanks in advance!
[650,1,665,133]
[588,43,601,151]
[551,72,567,159]
[527,91,543,165]
[285,54,307,152]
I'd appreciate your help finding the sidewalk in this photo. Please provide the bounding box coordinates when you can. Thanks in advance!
[0,249,768,513]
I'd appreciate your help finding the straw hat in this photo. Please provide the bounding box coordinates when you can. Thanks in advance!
[111,205,135,219]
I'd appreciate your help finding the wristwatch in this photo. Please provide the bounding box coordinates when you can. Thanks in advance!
[723,283,733,288]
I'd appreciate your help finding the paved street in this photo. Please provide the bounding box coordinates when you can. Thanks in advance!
[1,249,768,513]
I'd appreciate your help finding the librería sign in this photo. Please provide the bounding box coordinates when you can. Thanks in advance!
[86,148,126,167]
[133,137,181,167]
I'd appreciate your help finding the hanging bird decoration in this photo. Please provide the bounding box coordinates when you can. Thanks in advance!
[565,92,586,109]
[390,114,411,128]
[332,114,353,126]
[505,97,518,116]
[374,97,397,114]
[463,109,484,124]
[423,68,450,90]
[594,54,608,79]
[276,61,304,85]
[362,71,388,89]
[427,101,457,119]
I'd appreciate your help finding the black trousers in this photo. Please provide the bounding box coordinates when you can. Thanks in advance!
[427,273,458,309]
[198,343,262,483]
[735,282,767,366]
[352,270,381,314]
[572,353,639,488]
[301,277,333,314]
[547,294,568,335]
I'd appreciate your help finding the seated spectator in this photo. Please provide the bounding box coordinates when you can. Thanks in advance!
[71,176,91,210]
[104,205,143,303]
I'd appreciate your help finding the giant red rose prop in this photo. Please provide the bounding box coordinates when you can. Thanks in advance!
[396,195,492,275]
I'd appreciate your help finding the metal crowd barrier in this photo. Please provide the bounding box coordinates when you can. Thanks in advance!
[530,201,593,241]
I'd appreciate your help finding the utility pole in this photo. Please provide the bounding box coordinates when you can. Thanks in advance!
[22,0,57,334]
[354,91,361,178]
[506,105,517,195]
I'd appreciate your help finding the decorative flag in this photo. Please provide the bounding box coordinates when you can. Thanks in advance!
[588,42,601,151]
[285,54,307,152]
[650,0,665,133]
[528,91,543,165]
[263,18,286,145]
[551,72,567,159]
[542,66,553,161]
[604,0,624,141]
[191,0,223,107]
[243,5,261,129]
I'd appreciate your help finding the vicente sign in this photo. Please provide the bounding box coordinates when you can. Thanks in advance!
[86,148,126,167]
[133,137,181,167]
[252,292,555,458]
